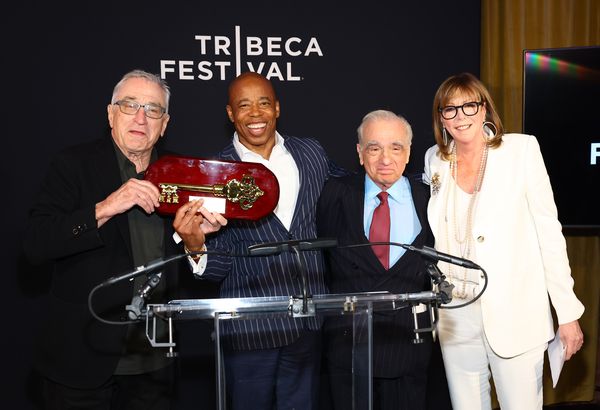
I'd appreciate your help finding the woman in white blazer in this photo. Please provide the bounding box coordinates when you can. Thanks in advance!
[423,72,584,410]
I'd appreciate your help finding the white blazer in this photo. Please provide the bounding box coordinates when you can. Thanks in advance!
[424,133,584,358]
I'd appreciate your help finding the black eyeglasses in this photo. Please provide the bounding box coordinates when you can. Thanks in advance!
[114,99,167,119]
[439,101,482,120]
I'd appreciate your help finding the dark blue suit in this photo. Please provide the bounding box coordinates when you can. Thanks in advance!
[201,135,346,409]
[316,171,451,410]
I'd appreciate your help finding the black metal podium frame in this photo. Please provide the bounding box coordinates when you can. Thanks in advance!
[146,290,441,410]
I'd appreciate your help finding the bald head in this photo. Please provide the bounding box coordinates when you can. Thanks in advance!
[228,72,277,106]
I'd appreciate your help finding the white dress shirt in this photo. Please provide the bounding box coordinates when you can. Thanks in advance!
[233,131,299,230]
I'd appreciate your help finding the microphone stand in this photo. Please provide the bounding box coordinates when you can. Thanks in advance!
[246,238,339,316]
[126,272,163,320]
[290,245,310,315]
[422,254,489,310]
[246,238,486,317]
[425,261,454,305]
[88,250,226,326]
[339,241,487,310]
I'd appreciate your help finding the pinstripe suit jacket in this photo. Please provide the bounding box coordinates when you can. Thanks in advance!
[316,171,435,378]
[203,135,346,351]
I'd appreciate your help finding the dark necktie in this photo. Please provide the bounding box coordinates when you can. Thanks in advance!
[369,191,390,269]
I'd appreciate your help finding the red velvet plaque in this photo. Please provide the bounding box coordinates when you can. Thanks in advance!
[144,155,280,220]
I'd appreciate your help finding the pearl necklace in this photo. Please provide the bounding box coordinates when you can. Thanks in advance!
[444,142,488,299]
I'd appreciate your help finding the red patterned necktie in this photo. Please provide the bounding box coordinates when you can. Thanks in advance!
[369,191,390,269]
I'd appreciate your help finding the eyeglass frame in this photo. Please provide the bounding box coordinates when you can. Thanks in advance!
[361,141,409,157]
[113,99,167,119]
[438,101,483,120]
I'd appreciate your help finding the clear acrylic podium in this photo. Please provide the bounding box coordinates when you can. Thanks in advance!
[146,290,441,410]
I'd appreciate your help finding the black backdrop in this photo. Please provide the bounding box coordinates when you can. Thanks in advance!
[7,3,480,408]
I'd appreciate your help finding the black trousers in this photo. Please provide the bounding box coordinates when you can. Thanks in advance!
[326,362,428,410]
[320,338,452,410]
[41,365,175,410]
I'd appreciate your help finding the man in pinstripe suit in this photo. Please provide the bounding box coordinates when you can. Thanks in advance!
[174,72,347,410]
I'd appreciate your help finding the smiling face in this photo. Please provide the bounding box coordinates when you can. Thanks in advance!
[226,72,280,159]
[440,91,487,148]
[357,116,411,190]
[107,77,169,161]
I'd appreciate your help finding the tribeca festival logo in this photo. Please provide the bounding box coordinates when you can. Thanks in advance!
[160,25,323,82]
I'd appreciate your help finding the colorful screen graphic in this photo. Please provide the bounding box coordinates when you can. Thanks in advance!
[523,46,600,229]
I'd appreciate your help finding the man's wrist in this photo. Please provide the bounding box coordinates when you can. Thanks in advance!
[184,244,206,261]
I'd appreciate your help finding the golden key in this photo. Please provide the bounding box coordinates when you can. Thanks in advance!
[158,174,264,210]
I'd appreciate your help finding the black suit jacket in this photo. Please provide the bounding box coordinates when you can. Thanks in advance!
[23,136,181,389]
[316,171,434,378]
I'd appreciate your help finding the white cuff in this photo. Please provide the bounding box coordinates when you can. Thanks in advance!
[173,232,208,276]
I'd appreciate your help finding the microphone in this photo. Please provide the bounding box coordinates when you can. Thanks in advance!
[88,248,235,326]
[399,244,481,270]
[98,248,214,289]
[247,238,338,256]
[246,238,338,315]
[126,272,162,320]
[101,256,173,287]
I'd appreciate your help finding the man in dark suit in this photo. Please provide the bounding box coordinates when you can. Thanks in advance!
[23,70,183,409]
[174,72,347,410]
[316,110,446,410]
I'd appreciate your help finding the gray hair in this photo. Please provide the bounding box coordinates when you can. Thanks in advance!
[357,109,413,145]
[110,69,171,112]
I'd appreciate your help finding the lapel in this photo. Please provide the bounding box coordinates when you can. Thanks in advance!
[469,143,505,233]
[92,137,131,259]
[406,174,429,241]
[219,143,239,161]
[426,152,451,238]
[284,138,306,232]
[219,139,289,230]
[343,172,369,242]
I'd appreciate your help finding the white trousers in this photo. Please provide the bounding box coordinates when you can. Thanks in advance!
[438,299,545,410]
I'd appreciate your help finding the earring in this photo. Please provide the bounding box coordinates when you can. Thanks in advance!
[483,121,497,142]
[442,127,449,146]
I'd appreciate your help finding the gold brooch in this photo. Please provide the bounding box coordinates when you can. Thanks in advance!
[431,172,441,196]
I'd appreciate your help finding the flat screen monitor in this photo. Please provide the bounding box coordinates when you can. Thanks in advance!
[522,45,600,230]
